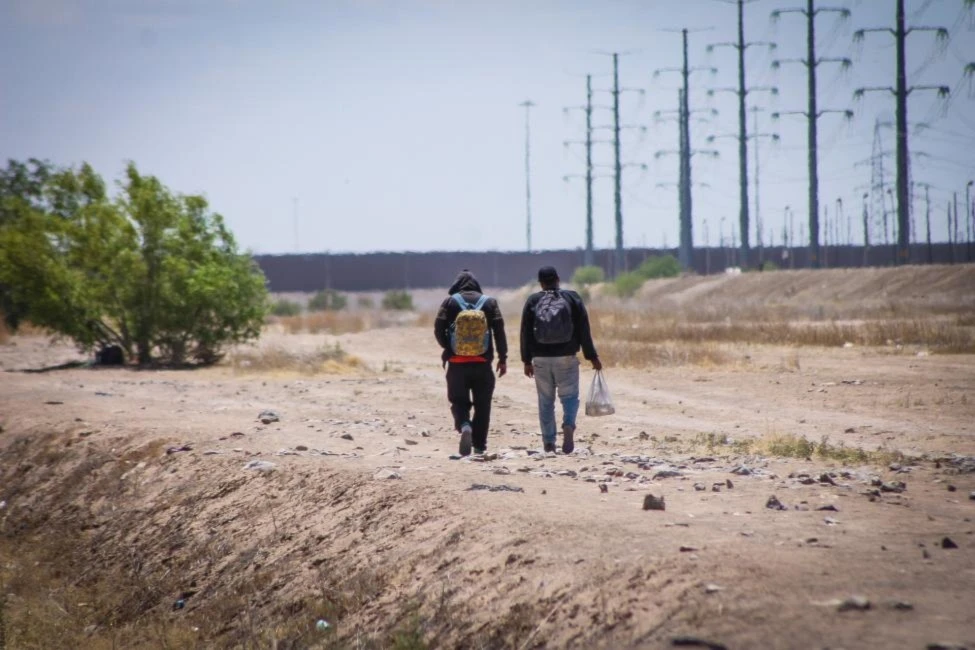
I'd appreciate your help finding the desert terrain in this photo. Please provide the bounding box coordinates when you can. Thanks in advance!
[1,265,974,649]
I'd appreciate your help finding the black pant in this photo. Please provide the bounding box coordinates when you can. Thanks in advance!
[446,362,495,451]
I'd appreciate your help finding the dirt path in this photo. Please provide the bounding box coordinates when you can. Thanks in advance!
[2,328,974,649]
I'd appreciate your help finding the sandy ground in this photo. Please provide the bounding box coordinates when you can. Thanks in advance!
[2,317,974,649]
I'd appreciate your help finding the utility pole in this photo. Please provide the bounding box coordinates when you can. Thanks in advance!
[292,197,299,253]
[612,54,623,273]
[565,75,615,267]
[966,180,973,263]
[854,0,951,265]
[654,29,718,270]
[772,0,852,269]
[948,199,955,264]
[519,100,535,253]
[861,192,870,266]
[924,185,933,264]
[708,0,776,264]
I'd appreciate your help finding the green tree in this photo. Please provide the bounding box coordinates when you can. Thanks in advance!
[611,271,645,298]
[0,161,268,365]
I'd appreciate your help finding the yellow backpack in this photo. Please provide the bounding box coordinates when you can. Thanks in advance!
[449,294,490,356]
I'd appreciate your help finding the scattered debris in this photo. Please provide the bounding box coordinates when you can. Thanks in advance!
[818,473,837,486]
[243,460,276,472]
[671,636,727,650]
[340,433,354,441]
[404,439,418,446]
[925,644,969,650]
[374,469,402,480]
[889,601,914,611]
[653,469,683,479]
[471,453,499,462]
[823,517,840,526]
[166,444,192,455]
[599,484,609,494]
[837,596,871,612]
[730,466,752,476]
[258,409,280,424]
[941,537,958,549]
[816,504,839,512]
[643,494,666,511]
[316,619,330,631]
[468,484,524,493]
[766,495,787,511]
[725,479,734,489]
[694,483,707,492]
[881,481,906,493]
[679,545,698,553]
[704,583,723,594]
[295,445,308,451]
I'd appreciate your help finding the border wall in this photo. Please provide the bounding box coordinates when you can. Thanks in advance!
[254,243,974,292]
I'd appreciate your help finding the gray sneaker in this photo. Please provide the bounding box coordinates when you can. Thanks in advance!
[562,424,576,454]
[459,423,473,456]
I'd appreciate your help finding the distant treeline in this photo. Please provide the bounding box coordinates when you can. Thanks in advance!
[254,243,974,292]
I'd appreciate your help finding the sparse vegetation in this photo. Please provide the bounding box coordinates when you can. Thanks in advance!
[357,295,376,309]
[571,265,605,286]
[278,310,367,334]
[229,342,361,374]
[691,431,907,466]
[271,298,303,317]
[610,271,646,298]
[599,340,734,368]
[309,289,348,312]
[635,254,681,280]
[382,290,414,311]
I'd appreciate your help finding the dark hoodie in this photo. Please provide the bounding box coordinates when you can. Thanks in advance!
[434,271,507,365]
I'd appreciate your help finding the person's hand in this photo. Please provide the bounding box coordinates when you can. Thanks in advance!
[524,362,534,378]
[591,358,603,371]
[496,360,507,377]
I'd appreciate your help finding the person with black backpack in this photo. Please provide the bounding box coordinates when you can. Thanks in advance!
[520,265,601,454]
[434,270,508,457]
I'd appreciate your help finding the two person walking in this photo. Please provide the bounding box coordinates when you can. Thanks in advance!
[434,266,600,456]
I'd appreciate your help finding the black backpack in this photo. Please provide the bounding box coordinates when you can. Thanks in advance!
[533,290,574,344]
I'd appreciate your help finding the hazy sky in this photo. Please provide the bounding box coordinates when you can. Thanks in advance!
[2,0,973,255]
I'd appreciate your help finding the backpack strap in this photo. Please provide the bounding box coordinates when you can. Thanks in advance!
[473,295,489,310]
[451,293,473,310]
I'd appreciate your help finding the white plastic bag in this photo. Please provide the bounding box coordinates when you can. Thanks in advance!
[585,370,615,416]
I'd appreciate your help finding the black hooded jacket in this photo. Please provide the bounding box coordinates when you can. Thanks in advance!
[434,271,507,364]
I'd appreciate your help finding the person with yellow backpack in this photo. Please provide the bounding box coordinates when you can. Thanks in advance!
[434,270,508,456]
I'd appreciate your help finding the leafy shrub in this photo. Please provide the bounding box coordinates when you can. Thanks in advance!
[0,160,268,365]
[271,299,302,317]
[761,260,779,272]
[571,265,605,286]
[308,289,347,312]
[357,295,375,309]
[382,290,414,311]
[635,255,681,280]
[611,272,645,298]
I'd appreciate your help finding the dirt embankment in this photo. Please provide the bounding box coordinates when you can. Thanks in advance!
[1,266,974,649]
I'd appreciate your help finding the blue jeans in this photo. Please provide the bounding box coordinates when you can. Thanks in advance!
[532,355,580,444]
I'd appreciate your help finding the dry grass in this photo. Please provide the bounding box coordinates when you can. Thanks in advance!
[228,343,363,375]
[593,311,975,353]
[274,310,368,335]
[599,340,736,368]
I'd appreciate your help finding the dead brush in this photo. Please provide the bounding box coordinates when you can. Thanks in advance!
[598,340,734,368]
[275,311,367,335]
[594,310,975,353]
[229,343,363,375]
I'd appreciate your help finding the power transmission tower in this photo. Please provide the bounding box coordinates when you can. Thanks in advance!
[564,75,614,267]
[519,100,535,252]
[708,0,776,263]
[771,0,852,269]
[709,106,778,265]
[654,28,717,269]
[854,0,952,265]
[966,180,973,263]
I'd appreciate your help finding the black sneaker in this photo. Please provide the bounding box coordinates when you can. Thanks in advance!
[562,424,576,454]
[459,423,473,456]
[543,442,557,453]
[473,447,486,455]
